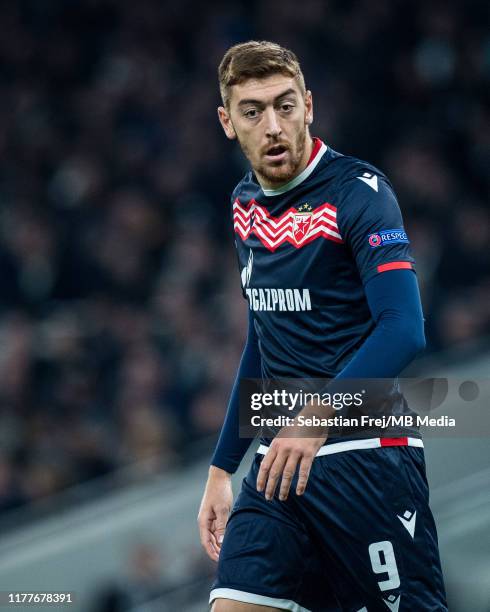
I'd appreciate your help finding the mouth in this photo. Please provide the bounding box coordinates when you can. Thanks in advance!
[264,144,289,163]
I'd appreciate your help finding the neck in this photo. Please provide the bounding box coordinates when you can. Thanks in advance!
[257,133,314,190]
[299,133,315,173]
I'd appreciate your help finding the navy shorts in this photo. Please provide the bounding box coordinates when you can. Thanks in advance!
[210,444,447,611]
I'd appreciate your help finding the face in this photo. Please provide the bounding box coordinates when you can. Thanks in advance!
[218,74,313,189]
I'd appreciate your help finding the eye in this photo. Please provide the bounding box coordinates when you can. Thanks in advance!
[244,108,259,119]
[281,103,294,112]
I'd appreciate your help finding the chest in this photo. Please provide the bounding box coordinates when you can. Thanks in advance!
[234,197,350,291]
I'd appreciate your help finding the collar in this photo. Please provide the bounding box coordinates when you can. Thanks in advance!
[261,138,327,197]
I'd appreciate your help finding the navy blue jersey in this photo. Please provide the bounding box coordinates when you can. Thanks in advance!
[232,139,415,380]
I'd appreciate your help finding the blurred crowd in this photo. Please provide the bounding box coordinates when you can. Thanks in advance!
[93,541,214,612]
[0,0,488,516]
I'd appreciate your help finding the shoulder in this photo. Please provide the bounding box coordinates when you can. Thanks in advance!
[322,151,404,236]
[231,171,256,204]
[324,148,393,197]
[324,150,399,224]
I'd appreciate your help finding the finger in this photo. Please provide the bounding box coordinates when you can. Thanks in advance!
[207,535,220,561]
[264,452,288,501]
[256,446,277,492]
[209,529,222,557]
[207,531,221,561]
[213,506,230,547]
[295,453,314,496]
[278,452,300,501]
[199,518,220,562]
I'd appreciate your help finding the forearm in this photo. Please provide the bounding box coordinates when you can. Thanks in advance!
[210,310,262,473]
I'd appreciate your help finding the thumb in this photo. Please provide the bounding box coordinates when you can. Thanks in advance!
[214,507,229,544]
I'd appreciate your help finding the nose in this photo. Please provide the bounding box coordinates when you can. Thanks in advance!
[264,107,282,138]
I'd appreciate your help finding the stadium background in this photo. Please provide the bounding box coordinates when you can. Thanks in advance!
[0,0,488,610]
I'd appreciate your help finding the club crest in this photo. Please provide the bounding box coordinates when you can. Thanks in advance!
[293,203,313,244]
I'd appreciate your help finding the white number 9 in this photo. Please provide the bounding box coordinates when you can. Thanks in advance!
[368,540,400,591]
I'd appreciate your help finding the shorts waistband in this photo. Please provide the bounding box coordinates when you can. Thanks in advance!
[257,436,424,457]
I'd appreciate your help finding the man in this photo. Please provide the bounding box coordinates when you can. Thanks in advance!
[198,41,447,612]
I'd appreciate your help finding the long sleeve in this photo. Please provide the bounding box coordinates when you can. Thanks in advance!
[210,309,262,473]
[335,268,426,380]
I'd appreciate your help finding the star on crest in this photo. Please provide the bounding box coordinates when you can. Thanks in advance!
[298,203,312,212]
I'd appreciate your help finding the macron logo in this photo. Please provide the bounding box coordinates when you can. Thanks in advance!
[357,172,378,192]
[397,510,417,538]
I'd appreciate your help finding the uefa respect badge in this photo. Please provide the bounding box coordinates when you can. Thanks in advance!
[368,228,409,248]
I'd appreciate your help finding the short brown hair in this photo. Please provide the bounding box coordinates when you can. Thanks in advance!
[218,40,306,108]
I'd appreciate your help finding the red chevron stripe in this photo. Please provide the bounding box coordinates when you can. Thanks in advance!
[232,198,343,251]
[234,201,338,229]
[234,199,338,222]
[233,212,341,243]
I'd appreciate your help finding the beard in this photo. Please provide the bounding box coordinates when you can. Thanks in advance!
[239,126,308,187]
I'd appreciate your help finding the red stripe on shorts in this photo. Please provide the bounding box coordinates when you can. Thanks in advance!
[380,437,409,447]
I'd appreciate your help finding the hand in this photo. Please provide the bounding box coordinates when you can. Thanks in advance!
[197,466,233,562]
[256,403,334,501]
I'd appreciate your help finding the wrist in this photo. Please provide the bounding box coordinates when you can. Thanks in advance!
[209,464,232,480]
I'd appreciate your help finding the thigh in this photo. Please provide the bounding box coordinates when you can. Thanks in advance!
[210,456,341,612]
[299,447,448,612]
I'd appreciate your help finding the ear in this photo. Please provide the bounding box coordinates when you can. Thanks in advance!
[304,90,313,126]
[218,106,237,140]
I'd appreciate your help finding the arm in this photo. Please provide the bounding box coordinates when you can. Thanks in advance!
[210,309,262,473]
[198,309,261,561]
[336,268,425,379]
